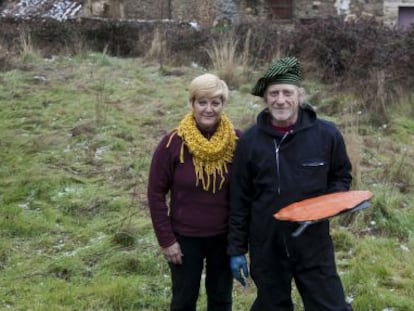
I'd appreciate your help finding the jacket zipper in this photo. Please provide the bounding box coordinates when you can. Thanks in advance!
[274,132,290,258]
[273,132,289,195]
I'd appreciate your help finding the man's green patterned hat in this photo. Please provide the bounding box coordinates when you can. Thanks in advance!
[251,56,302,97]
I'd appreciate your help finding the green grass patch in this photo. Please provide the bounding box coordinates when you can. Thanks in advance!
[1,52,413,310]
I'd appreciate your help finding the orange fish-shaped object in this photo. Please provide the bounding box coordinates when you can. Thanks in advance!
[274,190,373,237]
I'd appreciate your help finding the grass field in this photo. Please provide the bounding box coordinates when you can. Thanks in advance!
[0,52,413,310]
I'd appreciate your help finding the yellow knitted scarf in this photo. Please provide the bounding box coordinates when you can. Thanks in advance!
[167,113,237,193]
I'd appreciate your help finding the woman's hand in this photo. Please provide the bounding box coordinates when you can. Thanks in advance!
[162,242,183,265]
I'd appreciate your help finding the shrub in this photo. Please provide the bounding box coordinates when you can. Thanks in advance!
[285,17,413,123]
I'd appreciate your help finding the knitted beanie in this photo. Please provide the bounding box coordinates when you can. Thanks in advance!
[251,56,302,97]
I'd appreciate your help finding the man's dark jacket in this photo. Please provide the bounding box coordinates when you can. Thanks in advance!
[227,104,352,258]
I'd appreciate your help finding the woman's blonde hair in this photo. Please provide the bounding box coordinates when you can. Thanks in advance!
[188,73,229,104]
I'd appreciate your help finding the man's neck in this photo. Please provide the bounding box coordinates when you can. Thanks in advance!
[271,122,294,134]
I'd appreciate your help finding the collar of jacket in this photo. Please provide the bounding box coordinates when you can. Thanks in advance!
[256,103,316,137]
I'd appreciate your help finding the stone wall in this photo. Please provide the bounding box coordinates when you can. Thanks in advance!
[294,0,337,20]
[348,0,384,19]
[384,0,414,27]
[166,0,395,24]
[291,0,384,21]
[71,0,414,26]
[83,0,126,19]
[124,0,170,20]
[82,0,172,20]
[172,0,216,25]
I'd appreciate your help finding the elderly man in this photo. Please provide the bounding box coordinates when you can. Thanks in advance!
[228,57,353,310]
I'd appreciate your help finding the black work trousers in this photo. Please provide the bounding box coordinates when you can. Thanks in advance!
[169,233,233,311]
[250,222,352,311]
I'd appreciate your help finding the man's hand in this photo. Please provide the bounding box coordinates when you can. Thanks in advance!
[162,242,183,265]
[230,255,249,286]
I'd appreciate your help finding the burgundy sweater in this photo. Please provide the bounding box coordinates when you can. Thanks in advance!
[147,130,240,248]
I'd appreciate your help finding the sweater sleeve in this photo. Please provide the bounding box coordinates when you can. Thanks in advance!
[147,133,177,248]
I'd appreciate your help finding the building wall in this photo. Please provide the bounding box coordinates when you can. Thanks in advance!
[384,0,414,27]
[123,0,169,19]
[280,0,383,21]
[82,0,414,28]
[294,0,337,20]
[172,0,216,25]
[348,0,384,19]
[232,0,382,22]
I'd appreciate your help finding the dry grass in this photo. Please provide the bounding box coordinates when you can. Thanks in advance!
[145,28,166,68]
[18,28,41,60]
[205,33,252,89]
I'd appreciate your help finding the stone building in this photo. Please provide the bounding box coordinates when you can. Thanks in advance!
[117,0,414,29]
[1,0,414,29]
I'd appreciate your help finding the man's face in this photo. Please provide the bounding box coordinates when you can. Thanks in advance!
[264,84,301,127]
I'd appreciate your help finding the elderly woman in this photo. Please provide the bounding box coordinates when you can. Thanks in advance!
[147,73,240,311]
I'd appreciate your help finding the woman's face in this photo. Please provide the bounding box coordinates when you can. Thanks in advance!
[192,96,224,131]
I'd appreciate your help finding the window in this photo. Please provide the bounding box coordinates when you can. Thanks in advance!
[398,7,414,30]
[269,0,293,19]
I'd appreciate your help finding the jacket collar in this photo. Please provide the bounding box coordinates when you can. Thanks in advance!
[256,103,317,137]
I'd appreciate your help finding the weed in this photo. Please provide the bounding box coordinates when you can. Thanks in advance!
[206,36,238,87]
[145,27,166,69]
[18,28,41,63]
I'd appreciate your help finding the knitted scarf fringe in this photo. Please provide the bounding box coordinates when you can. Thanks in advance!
[166,113,237,193]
